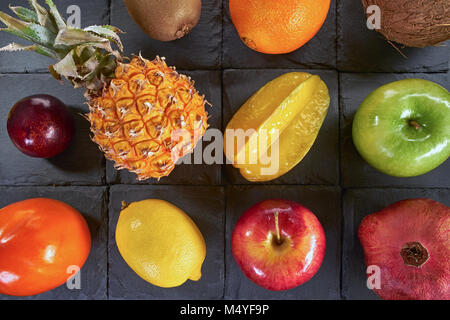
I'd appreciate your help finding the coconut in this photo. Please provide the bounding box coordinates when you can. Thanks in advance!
[362,0,450,48]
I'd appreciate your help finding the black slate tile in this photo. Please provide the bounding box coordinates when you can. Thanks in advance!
[108,185,225,299]
[223,69,339,185]
[225,185,341,300]
[342,188,450,300]
[223,0,336,69]
[111,0,222,70]
[106,70,223,185]
[340,72,450,188]
[0,186,108,300]
[337,0,449,72]
[0,74,105,186]
[0,0,109,73]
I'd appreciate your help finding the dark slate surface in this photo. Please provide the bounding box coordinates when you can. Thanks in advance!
[108,185,225,299]
[223,69,339,185]
[0,0,109,73]
[225,186,341,300]
[342,188,450,300]
[106,70,223,185]
[0,74,105,186]
[0,186,108,300]
[0,0,448,301]
[110,0,222,69]
[223,0,337,69]
[340,72,450,188]
[337,0,450,72]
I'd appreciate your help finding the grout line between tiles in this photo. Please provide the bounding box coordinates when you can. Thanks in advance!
[105,0,112,300]
[337,71,346,299]
[220,0,226,300]
[336,2,345,300]
[336,1,344,299]
[1,183,449,189]
[222,186,227,299]
[104,186,110,300]
[2,69,448,75]
[220,0,224,72]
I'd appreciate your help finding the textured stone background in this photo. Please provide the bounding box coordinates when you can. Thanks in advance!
[0,0,448,300]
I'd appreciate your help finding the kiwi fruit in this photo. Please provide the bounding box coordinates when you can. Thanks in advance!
[362,0,450,48]
[124,0,202,42]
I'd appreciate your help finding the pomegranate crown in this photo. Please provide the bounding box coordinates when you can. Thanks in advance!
[0,0,124,95]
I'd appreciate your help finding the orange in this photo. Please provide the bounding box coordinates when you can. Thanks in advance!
[229,0,331,54]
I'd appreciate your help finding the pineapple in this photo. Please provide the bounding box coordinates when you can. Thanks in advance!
[0,0,209,180]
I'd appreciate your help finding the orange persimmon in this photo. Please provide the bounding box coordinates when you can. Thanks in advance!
[0,198,91,296]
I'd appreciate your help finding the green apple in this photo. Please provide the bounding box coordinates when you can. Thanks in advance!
[352,79,450,177]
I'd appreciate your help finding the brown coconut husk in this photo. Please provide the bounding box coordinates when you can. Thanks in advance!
[362,0,450,48]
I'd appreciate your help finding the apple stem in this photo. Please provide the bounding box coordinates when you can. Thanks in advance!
[274,211,281,244]
[409,120,421,130]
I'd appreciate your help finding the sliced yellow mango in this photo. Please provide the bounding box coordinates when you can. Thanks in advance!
[224,72,330,182]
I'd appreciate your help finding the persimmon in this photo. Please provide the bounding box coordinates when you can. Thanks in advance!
[229,0,331,54]
[0,198,91,296]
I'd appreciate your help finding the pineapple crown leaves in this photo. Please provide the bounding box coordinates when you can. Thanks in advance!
[0,0,124,95]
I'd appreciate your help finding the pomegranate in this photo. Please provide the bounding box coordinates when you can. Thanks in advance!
[358,198,449,300]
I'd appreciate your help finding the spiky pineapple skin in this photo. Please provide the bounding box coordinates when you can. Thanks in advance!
[0,1,211,180]
[88,56,208,180]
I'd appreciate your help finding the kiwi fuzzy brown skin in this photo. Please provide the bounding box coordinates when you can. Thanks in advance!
[362,0,450,48]
[124,0,202,42]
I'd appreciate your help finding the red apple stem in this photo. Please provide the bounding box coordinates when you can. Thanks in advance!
[274,211,281,244]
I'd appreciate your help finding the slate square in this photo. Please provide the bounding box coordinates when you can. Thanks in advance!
[0,74,105,186]
[108,185,225,299]
[223,69,339,185]
[225,185,341,300]
[340,72,450,188]
[110,0,222,69]
[0,186,108,300]
[222,0,337,69]
[106,70,223,185]
[337,0,449,72]
[342,188,450,300]
[0,0,109,73]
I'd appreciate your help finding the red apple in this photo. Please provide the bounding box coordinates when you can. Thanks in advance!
[358,198,450,300]
[232,199,326,291]
[7,94,75,158]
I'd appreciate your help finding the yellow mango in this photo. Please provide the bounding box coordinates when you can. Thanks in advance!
[224,72,330,182]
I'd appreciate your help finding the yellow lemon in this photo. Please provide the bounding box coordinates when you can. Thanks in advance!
[115,199,206,288]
